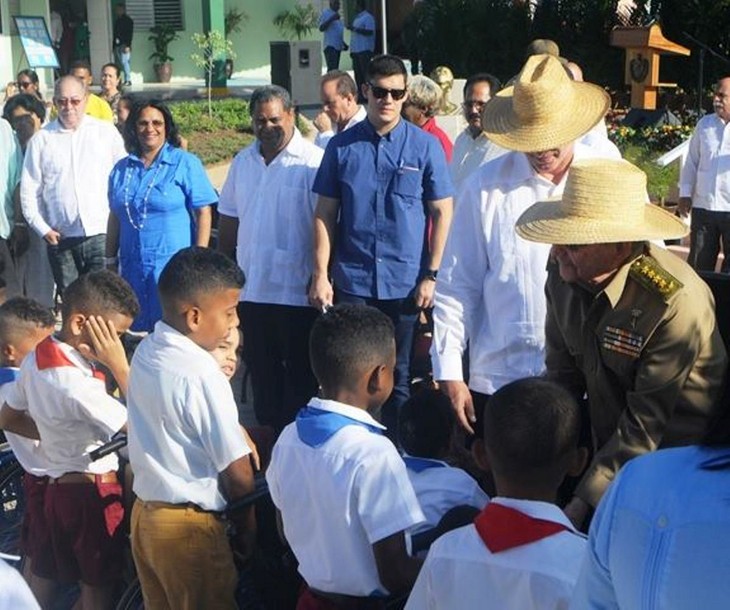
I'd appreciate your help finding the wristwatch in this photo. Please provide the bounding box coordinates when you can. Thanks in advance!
[421,269,438,282]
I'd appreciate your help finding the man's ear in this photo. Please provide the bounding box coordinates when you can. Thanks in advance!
[471,437,492,474]
[360,82,369,101]
[567,446,589,478]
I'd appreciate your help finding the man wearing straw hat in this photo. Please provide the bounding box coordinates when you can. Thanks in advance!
[432,53,620,434]
[516,158,728,527]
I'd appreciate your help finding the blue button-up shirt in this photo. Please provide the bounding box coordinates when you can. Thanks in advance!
[570,445,730,610]
[313,118,453,300]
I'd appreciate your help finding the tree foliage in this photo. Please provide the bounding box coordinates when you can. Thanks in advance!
[403,0,730,95]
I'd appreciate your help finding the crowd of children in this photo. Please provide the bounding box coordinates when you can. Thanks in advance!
[0,245,728,610]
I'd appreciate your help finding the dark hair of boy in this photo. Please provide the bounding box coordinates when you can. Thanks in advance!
[157,246,245,312]
[61,270,139,321]
[476,378,587,499]
[309,304,394,396]
[399,388,454,459]
[0,297,55,342]
[367,54,407,81]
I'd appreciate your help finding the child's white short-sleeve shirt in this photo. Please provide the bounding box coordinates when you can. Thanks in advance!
[0,372,52,475]
[405,497,587,610]
[404,457,489,534]
[127,321,250,512]
[6,337,127,477]
[266,397,426,597]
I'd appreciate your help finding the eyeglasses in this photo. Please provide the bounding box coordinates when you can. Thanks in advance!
[137,119,165,128]
[367,83,407,101]
[463,99,488,111]
[17,81,34,89]
[54,97,84,107]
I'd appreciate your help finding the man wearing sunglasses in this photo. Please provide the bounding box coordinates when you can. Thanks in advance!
[311,54,453,439]
[19,75,126,299]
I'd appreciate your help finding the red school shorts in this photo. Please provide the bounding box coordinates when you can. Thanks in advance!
[20,473,57,578]
[43,474,125,585]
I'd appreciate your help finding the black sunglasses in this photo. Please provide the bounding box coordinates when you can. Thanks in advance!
[368,83,407,101]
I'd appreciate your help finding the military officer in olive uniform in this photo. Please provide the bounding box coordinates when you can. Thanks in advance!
[516,158,728,528]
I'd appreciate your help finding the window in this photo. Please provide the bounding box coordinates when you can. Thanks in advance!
[125,0,183,31]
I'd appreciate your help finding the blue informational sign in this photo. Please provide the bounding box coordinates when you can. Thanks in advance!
[13,16,60,69]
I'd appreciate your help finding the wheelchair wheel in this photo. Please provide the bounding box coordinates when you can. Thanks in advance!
[0,457,24,557]
[115,576,144,610]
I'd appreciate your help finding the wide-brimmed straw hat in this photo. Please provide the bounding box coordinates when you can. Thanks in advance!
[515,159,689,245]
[482,54,610,152]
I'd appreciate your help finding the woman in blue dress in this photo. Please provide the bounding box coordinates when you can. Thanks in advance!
[106,100,216,331]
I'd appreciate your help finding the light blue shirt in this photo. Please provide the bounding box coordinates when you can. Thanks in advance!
[350,10,375,53]
[571,445,730,610]
[0,119,22,240]
[319,7,345,51]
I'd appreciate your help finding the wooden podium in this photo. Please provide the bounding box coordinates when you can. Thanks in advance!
[610,24,690,110]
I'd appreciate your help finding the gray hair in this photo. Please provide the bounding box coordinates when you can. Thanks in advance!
[407,75,442,117]
[249,85,292,115]
[54,75,88,97]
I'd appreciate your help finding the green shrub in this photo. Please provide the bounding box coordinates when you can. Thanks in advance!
[169,99,251,134]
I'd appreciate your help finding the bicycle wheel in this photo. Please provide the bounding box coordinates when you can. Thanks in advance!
[0,458,24,557]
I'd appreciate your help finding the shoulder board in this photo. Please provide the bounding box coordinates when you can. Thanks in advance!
[629,255,683,301]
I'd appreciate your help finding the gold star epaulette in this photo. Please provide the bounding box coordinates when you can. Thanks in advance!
[629,255,683,301]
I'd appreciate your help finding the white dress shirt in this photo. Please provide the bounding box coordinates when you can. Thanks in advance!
[266,397,425,596]
[128,321,250,511]
[405,497,587,610]
[218,129,323,307]
[432,140,621,394]
[450,129,507,191]
[679,113,730,211]
[0,374,52,476]
[405,458,489,534]
[20,115,126,239]
[315,105,367,150]
[6,336,127,478]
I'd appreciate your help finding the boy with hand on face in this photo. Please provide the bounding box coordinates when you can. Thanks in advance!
[0,271,139,610]
[127,246,255,610]
[267,304,426,608]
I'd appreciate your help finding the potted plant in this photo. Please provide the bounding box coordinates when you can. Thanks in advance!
[148,24,180,83]
[224,7,249,79]
[273,3,318,40]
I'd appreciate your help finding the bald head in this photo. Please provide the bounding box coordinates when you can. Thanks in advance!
[53,76,88,130]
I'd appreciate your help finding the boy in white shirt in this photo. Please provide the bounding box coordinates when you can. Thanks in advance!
[127,247,255,610]
[398,389,489,554]
[406,377,589,610]
[0,297,55,604]
[0,271,138,610]
[266,304,426,608]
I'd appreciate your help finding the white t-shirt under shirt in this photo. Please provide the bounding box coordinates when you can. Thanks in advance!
[127,321,250,512]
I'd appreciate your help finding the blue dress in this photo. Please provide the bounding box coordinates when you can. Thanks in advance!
[108,143,217,331]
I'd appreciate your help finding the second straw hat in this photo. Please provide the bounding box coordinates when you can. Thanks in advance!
[515,158,689,245]
[481,54,609,152]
